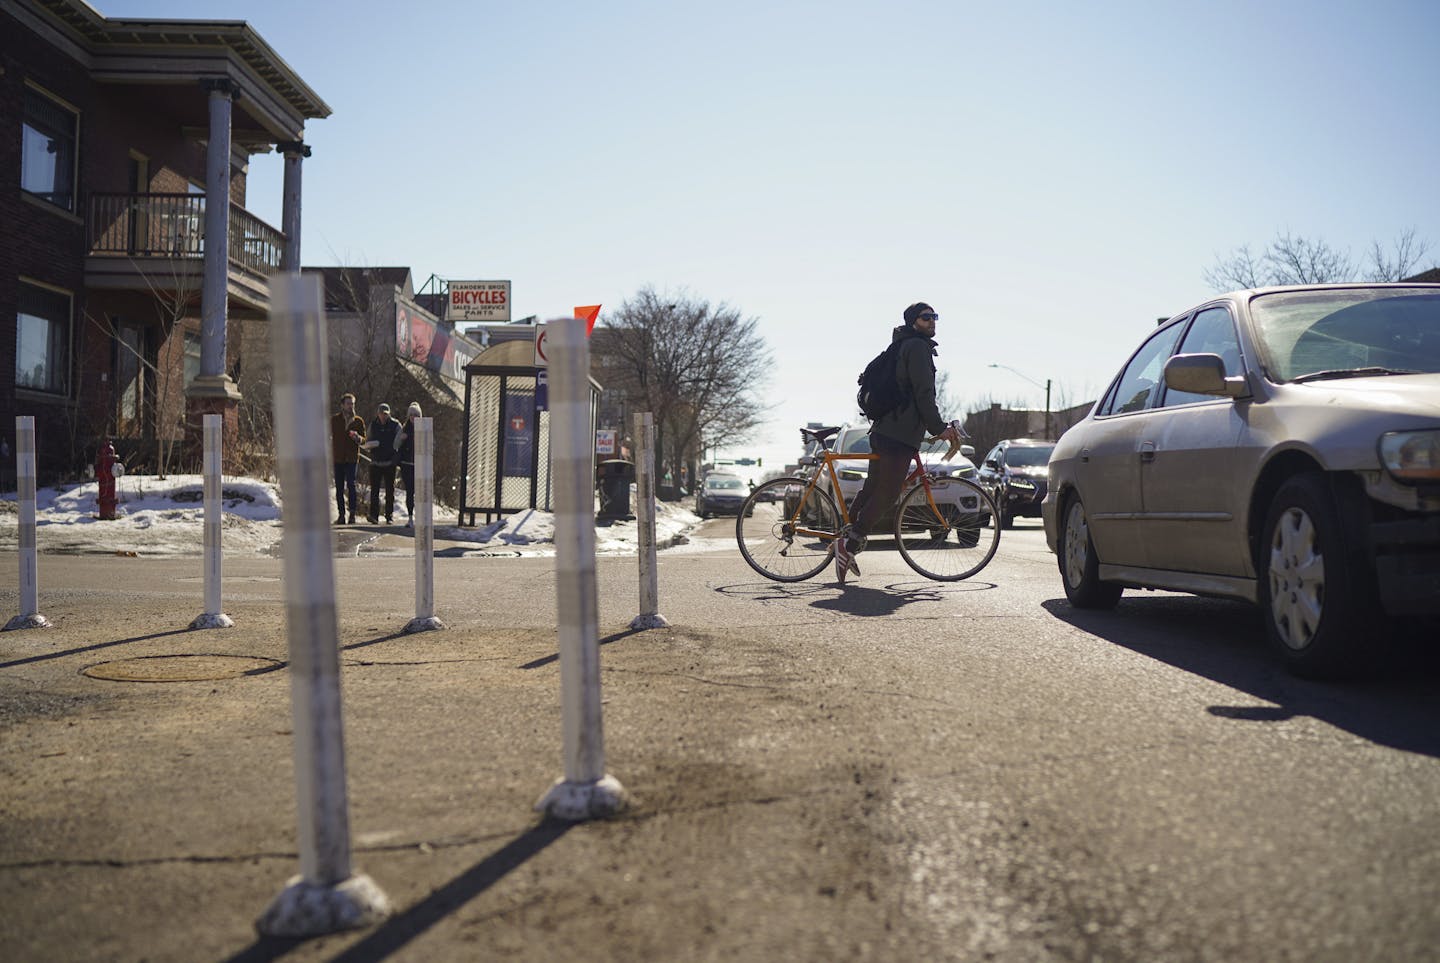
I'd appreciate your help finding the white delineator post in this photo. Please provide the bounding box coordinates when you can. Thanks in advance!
[190,414,234,629]
[535,317,627,821]
[403,417,444,634]
[256,274,389,937]
[4,417,50,632]
[629,411,669,631]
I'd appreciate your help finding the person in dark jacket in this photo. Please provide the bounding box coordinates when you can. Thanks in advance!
[835,301,962,583]
[330,393,366,524]
[364,402,402,524]
[395,401,423,527]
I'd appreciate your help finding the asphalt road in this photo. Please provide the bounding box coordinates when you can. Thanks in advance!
[2,520,1438,961]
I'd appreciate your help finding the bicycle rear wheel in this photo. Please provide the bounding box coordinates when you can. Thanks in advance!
[736,478,840,582]
[894,476,1000,581]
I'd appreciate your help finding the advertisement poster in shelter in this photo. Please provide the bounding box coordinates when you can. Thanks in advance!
[503,391,535,477]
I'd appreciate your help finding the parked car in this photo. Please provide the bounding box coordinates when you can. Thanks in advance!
[695,472,750,518]
[977,438,1054,528]
[815,423,978,534]
[1042,283,1440,677]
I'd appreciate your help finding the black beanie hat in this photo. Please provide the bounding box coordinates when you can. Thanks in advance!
[903,302,934,326]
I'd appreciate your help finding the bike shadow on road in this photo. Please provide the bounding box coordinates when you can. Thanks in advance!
[1042,596,1440,759]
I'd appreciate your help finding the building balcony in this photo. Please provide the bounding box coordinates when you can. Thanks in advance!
[85,192,285,316]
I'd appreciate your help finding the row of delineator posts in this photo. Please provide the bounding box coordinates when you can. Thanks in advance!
[3,275,669,938]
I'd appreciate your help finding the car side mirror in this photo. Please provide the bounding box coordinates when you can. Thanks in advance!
[799,455,817,467]
[1164,353,1249,398]
[984,458,998,469]
[960,445,975,459]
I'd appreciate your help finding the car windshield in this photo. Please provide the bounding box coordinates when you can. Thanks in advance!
[1005,445,1053,467]
[920,437,956,455]
[839,431,871,454]
[705,476,744,491]
[1249,289,1440,382]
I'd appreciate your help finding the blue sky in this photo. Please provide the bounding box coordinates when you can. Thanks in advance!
[105,0,1440,470]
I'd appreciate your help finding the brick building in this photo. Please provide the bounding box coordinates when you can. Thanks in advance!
[1,0,328,481]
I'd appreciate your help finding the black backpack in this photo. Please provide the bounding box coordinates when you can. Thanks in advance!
[856,341,909,421]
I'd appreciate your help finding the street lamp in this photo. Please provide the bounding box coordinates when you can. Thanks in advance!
[988,363,1052,440]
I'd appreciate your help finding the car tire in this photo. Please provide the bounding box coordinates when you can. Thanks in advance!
[1058,493,1122,609]
[1259,474,1373,679]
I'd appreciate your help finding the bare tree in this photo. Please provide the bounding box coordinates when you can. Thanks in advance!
[82,257,203,478]
[603,286,773,484]
[1367,228,1433,281]
[1205,228,1435,291]
[1202,243,1267,291]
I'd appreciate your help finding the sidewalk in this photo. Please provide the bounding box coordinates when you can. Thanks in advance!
[0,548,938,962]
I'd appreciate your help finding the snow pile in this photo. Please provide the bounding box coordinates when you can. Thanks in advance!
[0,475,704,558]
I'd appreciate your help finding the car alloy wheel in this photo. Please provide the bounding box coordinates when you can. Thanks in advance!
[1059,495,1121,609]
[1266,504,1324,650]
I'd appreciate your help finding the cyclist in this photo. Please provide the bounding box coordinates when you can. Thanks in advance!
[836,301,963,583]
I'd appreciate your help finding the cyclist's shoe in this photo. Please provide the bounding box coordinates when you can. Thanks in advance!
[834,528,862,583]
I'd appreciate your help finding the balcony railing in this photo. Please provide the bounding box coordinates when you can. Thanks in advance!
[87,192,285,278]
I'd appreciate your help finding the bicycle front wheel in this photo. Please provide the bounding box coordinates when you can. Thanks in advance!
[894,476,1000,581]
[736,478,840,582]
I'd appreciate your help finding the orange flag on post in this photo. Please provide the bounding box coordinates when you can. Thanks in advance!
[574,304,602,336]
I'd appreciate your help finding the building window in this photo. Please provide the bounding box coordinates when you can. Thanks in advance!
[16,282,72,395]
[184,331,202,386]
[21,86,78,212]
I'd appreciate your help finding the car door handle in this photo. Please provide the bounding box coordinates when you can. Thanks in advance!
[1140,441,1156,463]
[1080,447,1090,463]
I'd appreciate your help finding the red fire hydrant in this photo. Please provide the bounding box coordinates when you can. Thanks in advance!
[97,439,118,520]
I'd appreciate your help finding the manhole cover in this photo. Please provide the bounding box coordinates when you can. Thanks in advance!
[82,654,284,682]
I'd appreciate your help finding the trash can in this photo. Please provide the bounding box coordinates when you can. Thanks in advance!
[596,459,635,521]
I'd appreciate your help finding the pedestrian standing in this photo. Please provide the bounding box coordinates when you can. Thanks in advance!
[330,393,366,524]
[395,401,423,527]
[365,402,401,524]
[835,301,961,583]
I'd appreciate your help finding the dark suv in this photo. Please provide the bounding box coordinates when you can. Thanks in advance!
[977,438,1054,528]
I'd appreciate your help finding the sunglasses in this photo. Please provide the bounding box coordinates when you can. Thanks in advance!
[917,312,940,322]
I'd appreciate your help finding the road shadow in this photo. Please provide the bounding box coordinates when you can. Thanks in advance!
[713,581,833,603]
[0,627,193,669]
[1043,595,1440,758]
[519,627,641,669]
[223,822,572,963]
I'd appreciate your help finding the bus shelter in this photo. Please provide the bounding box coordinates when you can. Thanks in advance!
[457,337,601,525]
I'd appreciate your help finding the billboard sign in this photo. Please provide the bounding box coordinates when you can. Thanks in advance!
[447,280,511,323]
[395,300,476,381]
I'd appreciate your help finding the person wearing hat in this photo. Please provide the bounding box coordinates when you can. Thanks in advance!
[364,402,402,524]
[834,301,962,583]
[395,401,424,527]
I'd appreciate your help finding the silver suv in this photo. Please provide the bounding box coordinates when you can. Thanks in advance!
[1043,283,1440,677]
[817,423,977,532]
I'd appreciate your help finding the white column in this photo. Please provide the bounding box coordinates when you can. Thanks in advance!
[278,140,310,273]
[256,274,389,937]
[200,80,234,383]
[4,417,50,631]
[629,411,668,630]
[190,414,233,629]
[404,418,445,633]
[535,317,627,821]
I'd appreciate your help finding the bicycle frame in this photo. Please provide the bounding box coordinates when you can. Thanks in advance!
[787,447,942,541]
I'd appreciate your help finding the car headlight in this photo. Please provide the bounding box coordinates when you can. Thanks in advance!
[1379,430,1440,482]
[839,469,866,481]
[1008,477,1036,491]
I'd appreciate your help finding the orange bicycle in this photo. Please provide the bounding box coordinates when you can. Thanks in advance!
[736,425,1001,582]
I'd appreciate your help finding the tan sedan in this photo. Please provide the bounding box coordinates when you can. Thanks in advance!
[1043,283,1440,678]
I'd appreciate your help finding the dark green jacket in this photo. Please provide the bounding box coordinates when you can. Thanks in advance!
[871,325,947,450]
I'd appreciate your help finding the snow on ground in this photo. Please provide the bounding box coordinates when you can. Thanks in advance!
[0,475,704,558]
